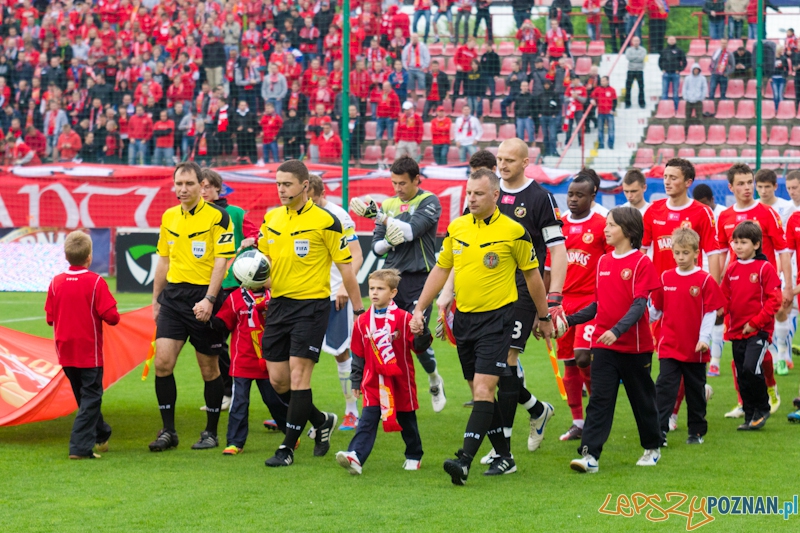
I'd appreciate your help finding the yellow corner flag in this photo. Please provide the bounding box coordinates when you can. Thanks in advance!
[141,331,156,381]
[546,338,567,401]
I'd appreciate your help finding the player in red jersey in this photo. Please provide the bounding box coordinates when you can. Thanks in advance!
[716,164,792,418]
[650,228,725,446]
[721,221,782,430]
[545,175,611,442]
[565,206,663,473]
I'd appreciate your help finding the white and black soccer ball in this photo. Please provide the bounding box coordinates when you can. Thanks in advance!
[232,250,270,290]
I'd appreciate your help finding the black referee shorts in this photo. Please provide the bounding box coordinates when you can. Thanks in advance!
[156,283,223,356]
[510,283,538,353]
[453,303,514,381]
[393,270,433,326]
[262,297,331,363]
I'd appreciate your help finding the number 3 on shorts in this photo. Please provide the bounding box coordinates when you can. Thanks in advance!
[512,321,523,339]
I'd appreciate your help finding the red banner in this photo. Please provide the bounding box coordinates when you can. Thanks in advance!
[0,163,478,234]
[0,306,154,427]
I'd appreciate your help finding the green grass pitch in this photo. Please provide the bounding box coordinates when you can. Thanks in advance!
[1,281,799,532]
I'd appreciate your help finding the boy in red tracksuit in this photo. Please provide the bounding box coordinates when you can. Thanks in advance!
[720,221,782,431]
[212,284,289,455]
[651,228,725,446]
[335,269,432,475]
[45,231,120,460]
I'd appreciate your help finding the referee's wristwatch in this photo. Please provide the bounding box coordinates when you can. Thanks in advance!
[204,294,217,304]
[353,308,366,316]
[538,313,552,322]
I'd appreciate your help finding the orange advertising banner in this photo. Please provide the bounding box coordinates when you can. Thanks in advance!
[0,306,154,426]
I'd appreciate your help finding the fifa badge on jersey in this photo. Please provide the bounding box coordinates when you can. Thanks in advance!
[294,239,310,258]
[514,207,526,218]
[750,273,759,283]
[192,241,206,258]
[621,268,633,280]
[483,252,499,269]
[582,232,594,243]
[690,286,700,297]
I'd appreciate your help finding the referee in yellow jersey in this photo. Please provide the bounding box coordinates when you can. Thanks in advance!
[149,161,236,452]
[258,160,365,467]
[411,169,553,485]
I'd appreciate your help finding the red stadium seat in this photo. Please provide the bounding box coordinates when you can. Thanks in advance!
[655,100,675,119]
[441,99,453,115]
[428,43,443,56]
[698,149,717,158]
[528,147,541,161]
[787,80,796,99]
[486,146,498,155]
[727,39,743,51]
[500,57,516,75]
[727,125,747,145]
[687,39,707,56]
[715,100,734,119]
[488,99,502,117]
[741,149,756,160]
[442,43,455,56]
[383,145,396,162]
[768,126,789,146]
[763,83,773,99]
[777,100,796,119]
[480,123,497,142]
[444,57,457,75]
[790,126,800,147]
[498,123,517,141]
[452,98,466,116]
[415,99,426,114]
[675,100,687,118]
[574,57,592,76]
[495,77,506,95]
[707,40,721,53]
[657,148,675,162]
[706,125,727,145]
[786,150,800,169]
[570,41,587,56]
[365,121,377,141]
[665,125,686,145]
[678,148,696,158]
[686,125,706,145]
[421,146,435,164]
[498,42,517,56]
[761,100,776,120]
[681,57,695,75]
[360,145,381,165]
[762,149,781,169]
[634,148,654,166]
[735,100,755,119]
[563,57,575,70]
[447,146,460,163]
[702,100,716,115]
[481,99,490,117]
[745,79,757,99]
[719,148,738,158]
[668,79,684,98]
[644,125,666,145]
[697,57,712,76]
[422,122,432,141]
[726,79,745,98]
[746,126,767,146]
[588,41,605,56]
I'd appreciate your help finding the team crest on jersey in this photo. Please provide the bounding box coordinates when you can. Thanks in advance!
[621,268,633,280]
[400,204,409,213]
[680,221,692,229]
[582,233,594,243]
[514,207,526,218]
[483,252,500,269]
[294,239,310,258]
[191,241,206,258]
[750,273,759,283]
[690,286,700,297]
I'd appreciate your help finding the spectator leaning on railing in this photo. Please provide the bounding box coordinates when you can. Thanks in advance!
[703,0,727,40]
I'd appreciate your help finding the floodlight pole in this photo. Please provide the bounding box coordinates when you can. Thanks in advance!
[755,0,764,170]
[342,0,352,206]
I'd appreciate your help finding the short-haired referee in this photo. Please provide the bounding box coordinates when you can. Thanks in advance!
[411,169,553,484]
[150,161,236,452]
[259,160,364,467]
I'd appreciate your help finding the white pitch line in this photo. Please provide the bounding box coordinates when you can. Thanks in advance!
[0,307,145,324]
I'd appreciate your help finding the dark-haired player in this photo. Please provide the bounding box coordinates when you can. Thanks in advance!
[621,169,649,216]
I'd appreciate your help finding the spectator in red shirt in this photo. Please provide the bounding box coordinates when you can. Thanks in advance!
[351,59,372,117]
[375,81,401,144]
[626,0,645,38]
[306,103,328,163]
[152,110,175,166]
[430,105,452,165]
[260,102,283,163]
[590,76,617,149]
[453,36,478,102]
[545,18,569,61]
[424,60,450,118]
[517,19,542,78]
[646,0,669,54]
[317,117,343,163]
[128,104,153,165]
[57,123,83,161]
[45,231,119,459]
[389,5,411,40]
[25,125,46,160]
[301,57,327,98]
[395,100,423,161]
[10,133,41,165]
[565,77,588,147]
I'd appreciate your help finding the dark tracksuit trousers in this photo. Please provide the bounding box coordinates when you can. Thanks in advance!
[216,287,236,397]
[347,406,423,464]
[63,367,111,457]
[226,377,288,448]
[655,359,708,437]
[394,271,437,374]
[579,348,662,459]
[732,333,770,421]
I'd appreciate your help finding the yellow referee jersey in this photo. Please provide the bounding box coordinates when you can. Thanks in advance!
[258,199,352,299]
[156,198,236,285]
[437,207,538,313]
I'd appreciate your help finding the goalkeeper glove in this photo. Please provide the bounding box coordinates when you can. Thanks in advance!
[435,315,445,340]
[384,219,406,247]
[547,292,568,338]
[349,196,379,219]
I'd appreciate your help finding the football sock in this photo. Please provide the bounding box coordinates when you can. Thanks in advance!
[282,388,312,448]
[763,352,776,387]
[203,375,224,435]
[563,363,584,422]
[337,358,358,416]
[573,419,585,429]
[775,317,790,362]
[155,374,177,431]
[710,324,724,367]
[462,400,494,460]
[309,400,326,428]
[578,364,592,395]
[519,387,544,418]
[731,360,743,404]
[673,378,685,416]
[498,370,520,442]
[416,347,438,375]
[486,401,512,458]
[428,369,442,387]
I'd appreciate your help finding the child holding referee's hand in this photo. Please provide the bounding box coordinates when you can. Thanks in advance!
[45,231,119,459]
[335,269,432,475]
[561,207,662,474]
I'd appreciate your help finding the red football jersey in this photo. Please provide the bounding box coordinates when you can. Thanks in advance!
[721,258,782,342]
[785,211,800,284]
[642,199,721,274]
[45,266,120,368]
[593,250,661,353]
[547,212,611,295]
[717,202,787,270]
[213,288,271,380]
[651,267,725,363]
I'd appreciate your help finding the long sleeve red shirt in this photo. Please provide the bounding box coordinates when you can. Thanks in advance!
[395,113,423,143]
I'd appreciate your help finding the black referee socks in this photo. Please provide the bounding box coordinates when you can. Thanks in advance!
[155,374,177,431]
[498,370,521,444]
[462,400,494,459]
[204,375,224,435]
[283,388,313,448]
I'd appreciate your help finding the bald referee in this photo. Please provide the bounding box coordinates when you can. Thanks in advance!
[150,161,236,452]
[411,169,553,485]
[259,160,364,467]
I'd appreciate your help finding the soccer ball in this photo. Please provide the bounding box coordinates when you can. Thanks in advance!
[231,250,270,290]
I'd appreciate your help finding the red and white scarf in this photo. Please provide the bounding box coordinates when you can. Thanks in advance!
[368,302,403,432]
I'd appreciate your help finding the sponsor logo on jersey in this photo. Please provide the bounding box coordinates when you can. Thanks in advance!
[514,207,526,218]
[483,251,499,269]
[501,195,515,204]
[750,273,759,283]
[599,270,610,277]
[582,232,594,243]
[567,250,590,267]
[191,240,206,258]
[569,225,583,234]
[621,268,633,280]
[657,236,673,250]
[668,212,681,222]
[294,239,310,258]
[690,286,700,297]
[400,204,409,213]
